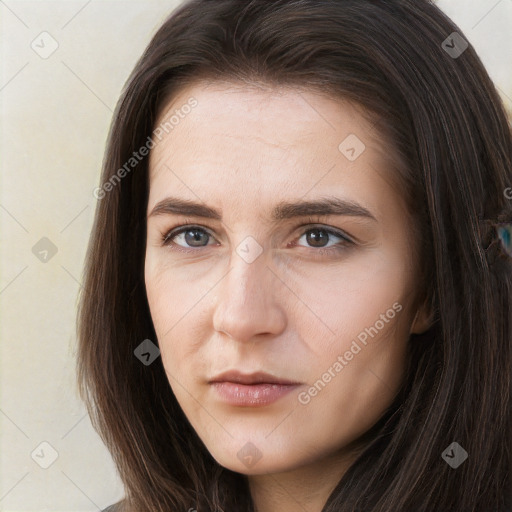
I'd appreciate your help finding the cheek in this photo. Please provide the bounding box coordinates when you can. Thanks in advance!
[278,247,411,354]
[144,253,212,374]
[290,248,412,418]
[145,252,201,333]
[296,310,409,450]
[303,350,405,448]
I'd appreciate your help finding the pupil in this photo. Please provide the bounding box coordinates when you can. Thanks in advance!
[182,228,331,248]
[186,229,207,246]
[307,228,328,247]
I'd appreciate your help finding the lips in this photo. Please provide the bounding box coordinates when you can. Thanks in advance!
[208,370,301,386]
[209,370,302,407]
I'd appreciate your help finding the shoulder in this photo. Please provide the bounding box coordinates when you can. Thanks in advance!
[101,503,122,512]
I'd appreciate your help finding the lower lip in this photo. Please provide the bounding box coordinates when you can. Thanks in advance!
[211,382,300,406]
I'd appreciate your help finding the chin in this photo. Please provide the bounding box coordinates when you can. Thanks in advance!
[205,435,314,476]
[216,455,293,476]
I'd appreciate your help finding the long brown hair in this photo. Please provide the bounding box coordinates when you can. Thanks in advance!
[77,1,512,510]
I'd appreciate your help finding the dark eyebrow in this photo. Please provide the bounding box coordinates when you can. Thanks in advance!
[148,196,377,222]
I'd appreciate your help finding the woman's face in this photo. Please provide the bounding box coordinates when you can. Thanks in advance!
[145,80,430,475]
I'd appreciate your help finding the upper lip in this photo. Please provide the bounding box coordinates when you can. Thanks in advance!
[209,370,301,385]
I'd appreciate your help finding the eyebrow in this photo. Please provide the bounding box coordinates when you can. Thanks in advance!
[148,196,377,223]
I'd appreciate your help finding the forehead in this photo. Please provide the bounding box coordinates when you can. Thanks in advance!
[147,80,405,222]
[151,80,374,159]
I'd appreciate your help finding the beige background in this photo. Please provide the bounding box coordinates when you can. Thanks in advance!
[1,1,511,511]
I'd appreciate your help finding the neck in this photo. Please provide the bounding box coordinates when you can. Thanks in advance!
[247,443,365,512]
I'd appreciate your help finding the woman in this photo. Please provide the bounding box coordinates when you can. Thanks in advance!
[78,0,512,511]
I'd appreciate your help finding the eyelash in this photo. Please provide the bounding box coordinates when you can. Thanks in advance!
[160,223,355,256]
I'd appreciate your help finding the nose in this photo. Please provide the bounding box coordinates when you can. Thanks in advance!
[212,249,287,343]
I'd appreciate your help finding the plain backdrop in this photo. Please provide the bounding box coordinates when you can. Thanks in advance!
[1,1,511,510]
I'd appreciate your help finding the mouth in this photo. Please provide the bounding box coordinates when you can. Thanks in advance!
[209,370,302,407]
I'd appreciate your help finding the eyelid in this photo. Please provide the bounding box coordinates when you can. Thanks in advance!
[162,224,218,246]
[160,221,355,254]
[292,222,355,244]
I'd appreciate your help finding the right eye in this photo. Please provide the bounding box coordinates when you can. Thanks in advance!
[161,225,218,251]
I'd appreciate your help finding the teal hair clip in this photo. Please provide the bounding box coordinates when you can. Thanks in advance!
[497,224,512,257]
[478,218,512,267]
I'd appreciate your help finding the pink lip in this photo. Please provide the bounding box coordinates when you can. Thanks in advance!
[209,370,302,407]
[211,382,300,406]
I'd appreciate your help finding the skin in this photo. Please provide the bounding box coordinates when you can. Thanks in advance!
[144,80,432,512]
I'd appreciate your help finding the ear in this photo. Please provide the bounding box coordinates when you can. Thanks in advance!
[410,296,435,334]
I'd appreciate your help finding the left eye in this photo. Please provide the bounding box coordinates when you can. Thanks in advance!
[161,225,353,252]
[295,227,352,250]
